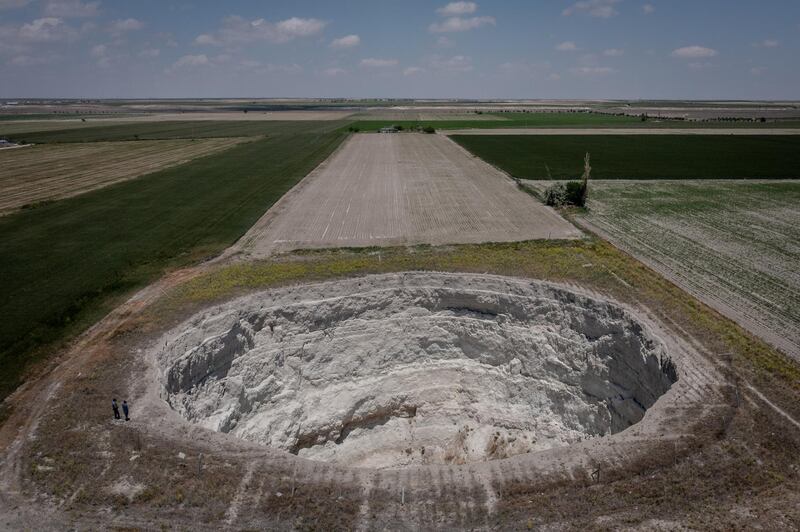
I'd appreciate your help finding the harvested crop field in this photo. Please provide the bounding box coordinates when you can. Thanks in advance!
[525,179,800,360]
[0,138,247,214]
[237,133,581,257]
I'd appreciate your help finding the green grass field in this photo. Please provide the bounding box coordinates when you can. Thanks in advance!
[452,135,800,179]
[0,121,347,399]
[348,112,641,131]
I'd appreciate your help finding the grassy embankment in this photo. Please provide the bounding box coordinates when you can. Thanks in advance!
[0,121,348,400]
[452,135,800,179]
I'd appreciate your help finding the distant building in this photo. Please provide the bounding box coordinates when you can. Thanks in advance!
[0,139,16,147]
[379,126,399,133]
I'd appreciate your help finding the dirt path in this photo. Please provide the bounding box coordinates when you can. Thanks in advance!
[235,133,580,258]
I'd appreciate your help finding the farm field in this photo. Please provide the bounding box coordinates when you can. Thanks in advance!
[524,179,800,359]
[0,120,289,143]
[0,111,352,136]
[236,133,581,257]
[349,112,800,132]
[0,121,347,399]
[452,135,800,179]
[445,127,800,135]
[0,138,247,214]
[349,112,642,131]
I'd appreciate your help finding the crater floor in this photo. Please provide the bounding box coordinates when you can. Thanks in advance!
[158,273,677,469]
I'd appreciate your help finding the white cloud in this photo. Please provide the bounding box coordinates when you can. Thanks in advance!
[276,17,326,38]
[571,66,615,75]
[194,34,219,45]
[44,0,100,18]
[330,34,360,49]
[436,36,454,47]
[90,43,105,57]
[19,17,79,42]
[671,45,718,58]
[754,39,779,48]
[139,48,160,58]
[167,53,211,73]
[437,2,477,16]
[429,54,473,72]
[323,67,346,76]
[429,16,495,33]
[195,15,326,46]
[555,41,578,52]
[360,57,398,68]
[9,53,55,66]
[109,18,144,35]
[563,0,621,18]
[547,73,561,81]
[403,66,423,76]
[0,0,32,9]
[603,48,624,57]
[643,4,655,14]
[750,66,766,76]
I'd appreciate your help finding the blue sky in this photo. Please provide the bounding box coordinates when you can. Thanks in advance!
[0,0,798,99]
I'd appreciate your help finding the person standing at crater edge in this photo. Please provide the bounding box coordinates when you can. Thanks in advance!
[112,398,121,420]
[122,400,130,421]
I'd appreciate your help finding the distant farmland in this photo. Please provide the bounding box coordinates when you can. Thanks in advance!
[0,120,285,143]
[452,135,800,179]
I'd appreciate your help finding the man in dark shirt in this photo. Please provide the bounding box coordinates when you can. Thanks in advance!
[122,400,130,421]
[112,398,121,420]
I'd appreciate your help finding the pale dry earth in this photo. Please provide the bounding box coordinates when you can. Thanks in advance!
[444,128,800,135]
[0,138,247,214]
[235,133,581,258]
[525,179,800,361]
[159,274,677,469]
[0,272,731,530]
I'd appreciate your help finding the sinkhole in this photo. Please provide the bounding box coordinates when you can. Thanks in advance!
[157,273,677,469]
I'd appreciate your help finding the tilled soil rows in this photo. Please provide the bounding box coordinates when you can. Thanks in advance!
[0,138,246,214]
[237,133,580,257]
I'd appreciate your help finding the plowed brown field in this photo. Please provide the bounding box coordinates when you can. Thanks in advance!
[237,133,581,256]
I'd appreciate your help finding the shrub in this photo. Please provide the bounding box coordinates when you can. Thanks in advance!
[543,152,590,208]
[422,126,436,134]
[544,184,567,207]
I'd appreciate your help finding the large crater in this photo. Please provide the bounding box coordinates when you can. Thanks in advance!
[157,273,677,469]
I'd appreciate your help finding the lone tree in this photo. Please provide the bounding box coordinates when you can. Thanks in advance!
[579,152,591,206]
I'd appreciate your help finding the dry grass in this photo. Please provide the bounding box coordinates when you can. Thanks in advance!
[0,138,248,214]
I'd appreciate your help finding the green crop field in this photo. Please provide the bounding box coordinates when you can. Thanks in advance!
[0,121,347,399]
[452,135,800,179]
